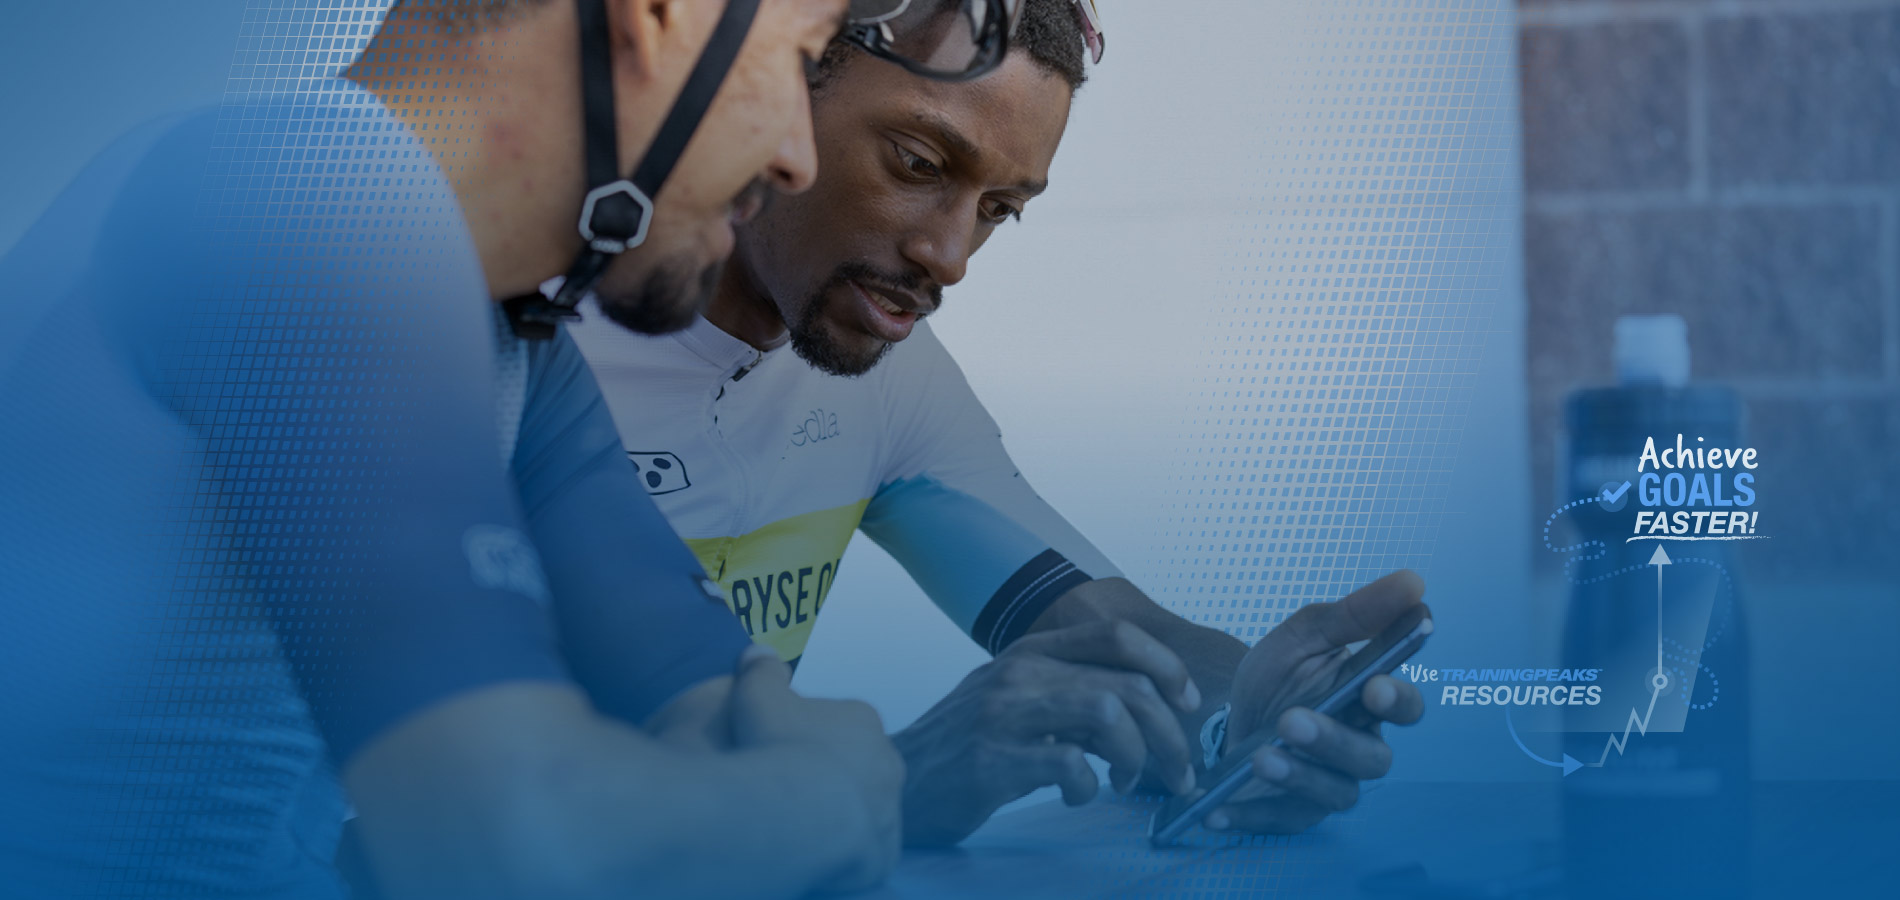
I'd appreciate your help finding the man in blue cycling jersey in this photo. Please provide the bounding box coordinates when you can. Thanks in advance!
[571,0,1432,846]
[0,2,912,897]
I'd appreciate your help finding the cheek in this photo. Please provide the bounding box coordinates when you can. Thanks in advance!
[744,71,801,149]
[736,211,816,306]
[751,180,851,264]
[699,51,797,182]
[628,215,729,281]
[865,186,926,231]
[808,133,907,226]
[808,170,920,255]
[725,76,781,163]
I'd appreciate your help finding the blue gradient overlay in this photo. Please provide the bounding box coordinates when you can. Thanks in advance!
[2,1,1893,898]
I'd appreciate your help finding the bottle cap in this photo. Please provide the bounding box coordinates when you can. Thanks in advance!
[1613,315,1690,387]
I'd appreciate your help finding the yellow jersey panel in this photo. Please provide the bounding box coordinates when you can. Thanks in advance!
[684,499,870,661]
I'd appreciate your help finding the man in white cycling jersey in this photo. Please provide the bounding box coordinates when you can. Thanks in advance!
[570,0,1431,846]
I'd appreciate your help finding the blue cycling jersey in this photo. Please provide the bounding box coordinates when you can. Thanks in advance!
[0,80,747,897]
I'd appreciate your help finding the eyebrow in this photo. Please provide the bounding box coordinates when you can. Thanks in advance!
[908,110,1050,197]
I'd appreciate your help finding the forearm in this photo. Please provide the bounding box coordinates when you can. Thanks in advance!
[888,717,966,847]
[644,675,737,750]
[348,683,859,900]
[544,738,870,899]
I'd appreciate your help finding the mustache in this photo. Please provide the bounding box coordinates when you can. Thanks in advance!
[825,260,941,313]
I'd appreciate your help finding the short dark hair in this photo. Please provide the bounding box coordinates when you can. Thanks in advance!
[1010,0,1087,91]
[816,0,1088,94]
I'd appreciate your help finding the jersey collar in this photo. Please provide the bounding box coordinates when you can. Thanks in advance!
[675,314,787,381]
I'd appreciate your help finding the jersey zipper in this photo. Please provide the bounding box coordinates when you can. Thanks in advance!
[707,352,763,575]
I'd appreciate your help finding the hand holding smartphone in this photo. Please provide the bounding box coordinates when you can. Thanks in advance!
[1148,605,1434,846]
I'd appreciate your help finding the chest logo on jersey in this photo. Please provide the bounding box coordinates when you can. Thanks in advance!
[791,408,841,447]
[462,524,550,604]
[628,451,691,494]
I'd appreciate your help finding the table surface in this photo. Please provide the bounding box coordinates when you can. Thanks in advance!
[857,780,1897,900]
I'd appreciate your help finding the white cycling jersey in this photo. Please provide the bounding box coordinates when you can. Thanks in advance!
[569,304,1120,663]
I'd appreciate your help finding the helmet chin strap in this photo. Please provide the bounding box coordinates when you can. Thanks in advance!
[505,0,764,339]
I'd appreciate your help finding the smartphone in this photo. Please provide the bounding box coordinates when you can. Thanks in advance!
[1148,604,1434,847]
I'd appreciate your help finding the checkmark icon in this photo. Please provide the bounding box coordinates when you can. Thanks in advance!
[1602,481,1631,504]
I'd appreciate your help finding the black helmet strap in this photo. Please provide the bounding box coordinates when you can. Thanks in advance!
[506,0,764,339]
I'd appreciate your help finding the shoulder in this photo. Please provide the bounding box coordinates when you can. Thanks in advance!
[1,109,219,331]
[512,325,628,492]
[872,319,968,394]
[887,319,954,365]
[519,325,616,448]
[529,325,596,392]
[566,303,701,382]
[12,107,217,261]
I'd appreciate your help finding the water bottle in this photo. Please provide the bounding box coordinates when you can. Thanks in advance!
[1559,316,1751,899]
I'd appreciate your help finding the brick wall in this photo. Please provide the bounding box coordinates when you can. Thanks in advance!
[1520,0,1900,578]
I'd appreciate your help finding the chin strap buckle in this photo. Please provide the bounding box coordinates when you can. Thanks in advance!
[578,179,654,254]
[502,251,612,341]
[502,180,651,339]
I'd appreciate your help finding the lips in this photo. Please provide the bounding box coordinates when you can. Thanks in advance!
[847,279,922,343]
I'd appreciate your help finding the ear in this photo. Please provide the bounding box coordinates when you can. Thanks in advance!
[606,0,692,84]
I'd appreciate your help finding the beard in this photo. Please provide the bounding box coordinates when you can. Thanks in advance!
[594,254,722,336]
[596,179,770,336]
[786,261,940,378]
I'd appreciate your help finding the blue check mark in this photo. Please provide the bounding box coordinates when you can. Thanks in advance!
[1601,481,1632,504]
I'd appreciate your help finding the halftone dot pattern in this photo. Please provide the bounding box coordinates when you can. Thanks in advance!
[1144,0,1519,650]
[1092,3,1520,892]
[494,305,531,465]
[78,2,515,894]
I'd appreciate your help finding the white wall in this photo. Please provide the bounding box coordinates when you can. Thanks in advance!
[796,0,1535,792]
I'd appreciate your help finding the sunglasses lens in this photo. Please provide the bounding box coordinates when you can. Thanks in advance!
[847,0,1011,79]
[845,0,1102,78]
[1074,0,1104,64]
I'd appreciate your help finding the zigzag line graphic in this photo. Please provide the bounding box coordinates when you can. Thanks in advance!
[1588,683,1664,767]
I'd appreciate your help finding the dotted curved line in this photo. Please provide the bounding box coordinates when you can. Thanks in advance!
[1664,662,1720,711]
[1662,636,1709,669]
[1573,563,1646,585]
[1547,502,1737,681]
[1542,495,1609,583]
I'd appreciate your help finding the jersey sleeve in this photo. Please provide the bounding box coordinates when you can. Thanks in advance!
[859,323,1122,655]
[511,328,753,724]
[96,102,575,767]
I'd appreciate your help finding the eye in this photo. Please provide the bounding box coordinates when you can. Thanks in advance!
[892,142,942,180]
[979,198,1023,225]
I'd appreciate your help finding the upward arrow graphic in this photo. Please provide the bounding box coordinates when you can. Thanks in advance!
[1649,544,1670,679]
[1585,542,1675,769]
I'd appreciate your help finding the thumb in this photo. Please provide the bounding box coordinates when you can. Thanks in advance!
[1284,570,1427,652]
[728,643,794,745]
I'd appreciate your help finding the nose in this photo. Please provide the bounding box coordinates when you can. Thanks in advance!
[898,203,974,288]
[764,92,819,194]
